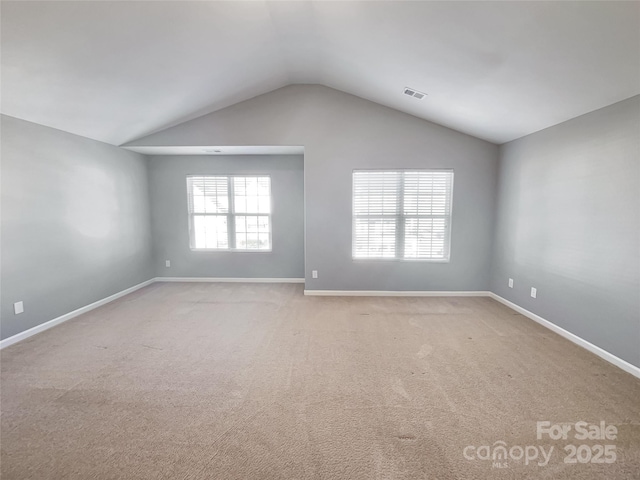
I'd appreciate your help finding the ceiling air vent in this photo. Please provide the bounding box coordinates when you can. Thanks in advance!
[403,87,427,100]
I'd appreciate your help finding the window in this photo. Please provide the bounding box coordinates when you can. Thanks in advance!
[187,176,271,251]
[352,170,453,261]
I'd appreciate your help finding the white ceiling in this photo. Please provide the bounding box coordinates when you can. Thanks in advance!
[2,1,639,146]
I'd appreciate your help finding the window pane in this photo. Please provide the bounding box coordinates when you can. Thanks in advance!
[353,171,399,216]
[402,171,453,260]
[246,177,258,195]
[258,233,269,248]
[188,177,229,214]
[193,215,228,249]
[257,216,269,231]
[404,218,448,259]
[257,178,270,196]
[404,171,452,216]
[193,195,205,213]
[236,231,247,248]
[234,176,270,214]
[236,216,246,233]
[353,218,396,258]
[246,215,258,232]
[235,215,270,250]
[235,197,246,213]
[258,197,270,213]
[246,233,260,249]
[247,197,258,213]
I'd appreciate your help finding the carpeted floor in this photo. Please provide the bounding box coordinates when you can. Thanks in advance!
[1,283,639,479]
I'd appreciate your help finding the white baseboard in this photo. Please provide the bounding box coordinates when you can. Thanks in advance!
[304,290,491,297]
[155,277,305,283]
[489,293,640,380]
[0,278,155,350]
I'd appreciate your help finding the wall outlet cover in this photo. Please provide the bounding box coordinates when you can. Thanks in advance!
[508,278,514,288]
[165,260,171,268]
[531,287,537,298]
[312,270,318,279]
[14,301,24,315]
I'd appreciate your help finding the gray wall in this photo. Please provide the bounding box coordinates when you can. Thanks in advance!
[127,85,499,291]
[1,115,154,340]
[148,155,304,278]
[491,96,640,368]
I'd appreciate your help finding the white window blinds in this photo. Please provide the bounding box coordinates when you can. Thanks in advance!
[352,170,453,261]
[353,171,399,258]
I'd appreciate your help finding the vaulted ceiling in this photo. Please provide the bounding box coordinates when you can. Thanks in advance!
[2,1,638,146]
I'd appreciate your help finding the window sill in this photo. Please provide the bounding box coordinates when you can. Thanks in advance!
[352,257,450,263]
[191,248,272,253]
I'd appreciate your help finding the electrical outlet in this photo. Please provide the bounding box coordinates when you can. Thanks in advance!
[14,301,24,315]
[312,270,318,279]
[531,287,537,299]
[165,260,171,268]
[508,278,514,288]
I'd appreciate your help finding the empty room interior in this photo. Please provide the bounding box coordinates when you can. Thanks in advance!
[1,1,639,479]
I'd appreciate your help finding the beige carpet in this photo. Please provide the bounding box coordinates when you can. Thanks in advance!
[1,283,639,479]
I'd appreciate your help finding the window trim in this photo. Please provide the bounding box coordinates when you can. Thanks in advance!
[351,168,454,262]
[186,174,273,253]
